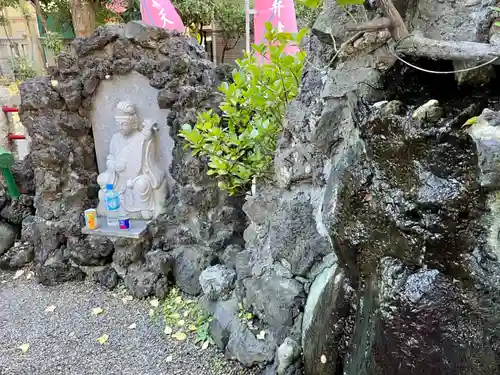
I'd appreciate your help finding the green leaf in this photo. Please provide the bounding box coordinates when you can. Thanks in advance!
[462,116,479,128]
[336,0,364,4]
[178,22,305,195]
[172,331,187,341]
[297,0,321,8]
[91,307,104,316]
[97,334,109,345]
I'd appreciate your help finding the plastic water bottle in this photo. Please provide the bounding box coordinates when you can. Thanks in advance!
[104,184,120,227]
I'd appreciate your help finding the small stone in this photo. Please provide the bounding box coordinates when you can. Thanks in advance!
[412,99,443,123]
[280,258,292,270]
[277,337,301,375]
[383,100,404,115]
[92,267,119,290]
[295,276,308,284]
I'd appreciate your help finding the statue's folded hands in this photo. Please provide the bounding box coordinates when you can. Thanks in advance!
[115,160,126,172]
[106,158,116,171]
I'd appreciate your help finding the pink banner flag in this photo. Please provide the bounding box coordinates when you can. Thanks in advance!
[140,0,185,33]
[253,0,299,55]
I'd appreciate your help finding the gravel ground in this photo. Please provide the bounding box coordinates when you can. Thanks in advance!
[0,268,257,375]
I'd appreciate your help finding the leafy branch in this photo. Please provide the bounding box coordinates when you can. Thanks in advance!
[180,24,307,195]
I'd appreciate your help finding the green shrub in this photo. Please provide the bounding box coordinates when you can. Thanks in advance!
[43,31,64,54]
[180,23,307,195]
[9,56,36,82]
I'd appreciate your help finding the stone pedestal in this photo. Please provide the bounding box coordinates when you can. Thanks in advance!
[81,217,149,239]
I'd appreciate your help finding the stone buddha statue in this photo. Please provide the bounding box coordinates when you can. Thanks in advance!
[96,101,168,220]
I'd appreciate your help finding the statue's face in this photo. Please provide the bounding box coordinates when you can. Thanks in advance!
[116,115,135,136]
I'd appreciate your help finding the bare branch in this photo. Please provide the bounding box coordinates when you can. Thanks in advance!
[395,35,500,64]
[377,0,409,40]
[345,17,391,32]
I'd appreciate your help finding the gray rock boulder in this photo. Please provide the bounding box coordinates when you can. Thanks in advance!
[225,324,275,368]
[145,249,174,277]
[244,193,330,277]
[302,263,351,375]
[467,108,500,189]
[0,242,33,270]
[200,296,239,350]
[112,237,150,271]
[0,221,17,256]
[199,264,236,300]
[342,257,500,374]
[124,263,168,298]
[221,244,242,269]
[172,244,217,296]
[67,236,114,266]
[243,269,305,327]
[0,194,34,225]
[92,266,119,290]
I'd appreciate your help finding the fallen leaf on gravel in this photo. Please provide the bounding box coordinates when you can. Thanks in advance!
[97,334,109,345]
[166,355,173,362]
[148,309,155,317]
[25,271,33,280]
[256,330,266,340]
[91,307,104,316]
[122,295,133,304]
[150,299,159,308]
[177,320,185,326]
[172,332,187,341]
[13,270,24,280]
[45,305,56,313]
[128,323,137,330]
[1,280,6,284]
[188,324,197,332]
[164,326,173,335]
[201,341,209,350]
[18,343,29,353]
[320,355,327,364]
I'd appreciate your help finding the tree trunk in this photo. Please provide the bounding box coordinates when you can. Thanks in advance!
[32,0,48,34]
[221,46,227,63]
[19,0,47,68]
[70,0,97,38]
[395,35,500,64]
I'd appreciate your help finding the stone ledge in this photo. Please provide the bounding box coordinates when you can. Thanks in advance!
[81,217,149,239]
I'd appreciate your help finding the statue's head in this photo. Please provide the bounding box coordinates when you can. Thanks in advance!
[115,101,140,136]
